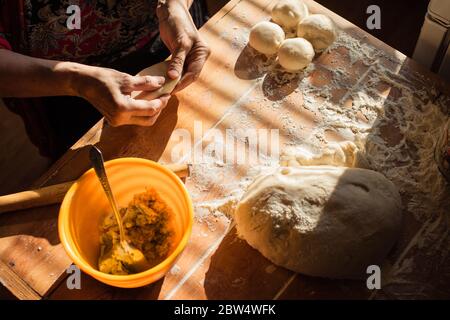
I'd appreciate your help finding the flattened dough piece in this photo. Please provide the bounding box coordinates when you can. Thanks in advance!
[235,166,402,279]
[131,61,181,100]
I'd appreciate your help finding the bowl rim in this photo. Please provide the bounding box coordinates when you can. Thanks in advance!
[58,157,194,282]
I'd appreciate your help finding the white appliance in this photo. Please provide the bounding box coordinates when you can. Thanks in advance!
[413,0,450,81]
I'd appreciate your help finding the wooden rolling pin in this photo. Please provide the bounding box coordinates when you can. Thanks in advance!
[0,163,190,214]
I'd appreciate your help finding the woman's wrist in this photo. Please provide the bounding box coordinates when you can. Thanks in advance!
[56,61,96,98]
[159,0,190,9]
[157,0,189,21]
[51,61,81,97]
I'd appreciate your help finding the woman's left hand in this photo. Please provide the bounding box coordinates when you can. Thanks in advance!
[157,0,210,92]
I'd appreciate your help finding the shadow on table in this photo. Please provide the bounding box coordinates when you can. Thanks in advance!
[234,45,273,80]
[262,68,304,101]
[234,45,313,102]
[204,227,368,299]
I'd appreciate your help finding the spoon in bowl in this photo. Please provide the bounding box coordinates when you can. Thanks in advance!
[89,146,149,273]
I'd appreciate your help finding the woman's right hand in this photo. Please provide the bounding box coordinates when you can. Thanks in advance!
[73,65,171,127]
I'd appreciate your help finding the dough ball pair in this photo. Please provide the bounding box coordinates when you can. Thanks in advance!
[249,21,315,71]
[249,21,314,71]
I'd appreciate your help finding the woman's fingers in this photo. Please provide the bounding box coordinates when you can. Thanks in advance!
[127,94,169,111]
[173,72,197,93]
[109,95,170,125]
[127,95,170,117]
[168,45,188,80]
[173,40,210,93]
[83,65,173,127]
[122,75,166,92]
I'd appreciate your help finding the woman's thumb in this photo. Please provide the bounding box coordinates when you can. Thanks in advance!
[168,47,186,79]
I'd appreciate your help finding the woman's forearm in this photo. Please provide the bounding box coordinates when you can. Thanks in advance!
[0,48,172,126]
[0,49,85,98]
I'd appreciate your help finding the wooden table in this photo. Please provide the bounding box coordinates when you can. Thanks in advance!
[0,0,449,300]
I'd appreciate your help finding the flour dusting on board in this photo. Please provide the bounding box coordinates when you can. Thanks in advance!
[186,27,449,298]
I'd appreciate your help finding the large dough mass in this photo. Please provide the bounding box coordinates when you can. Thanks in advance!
[235,166,402,279]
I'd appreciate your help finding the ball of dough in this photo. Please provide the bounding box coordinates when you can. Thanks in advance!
[278,38,314,71]
[297,14,337,52]
[249,21,285,55]
[271,0,309,31]
[235,166,402,279]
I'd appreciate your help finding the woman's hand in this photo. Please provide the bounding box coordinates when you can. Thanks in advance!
[157,0,210,92]
[73,65,171,127]
[0,50,170,127]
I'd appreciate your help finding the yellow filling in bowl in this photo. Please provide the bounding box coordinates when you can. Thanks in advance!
[98,188,173,275]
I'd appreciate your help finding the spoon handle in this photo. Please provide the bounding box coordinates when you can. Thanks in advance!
[89,146,126,242]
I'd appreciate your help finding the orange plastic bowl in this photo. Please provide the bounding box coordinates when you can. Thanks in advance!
[58,158,193,288]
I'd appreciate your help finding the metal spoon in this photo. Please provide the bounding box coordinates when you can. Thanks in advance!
[89,146,148,272]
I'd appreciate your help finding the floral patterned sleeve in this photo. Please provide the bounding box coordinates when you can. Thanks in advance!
[0,0,162,66]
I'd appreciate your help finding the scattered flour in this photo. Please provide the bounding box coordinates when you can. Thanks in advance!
[170,264,181,276]
[185,27,449,298]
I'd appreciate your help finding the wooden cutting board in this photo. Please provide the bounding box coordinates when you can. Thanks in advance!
[0,0,449,299]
